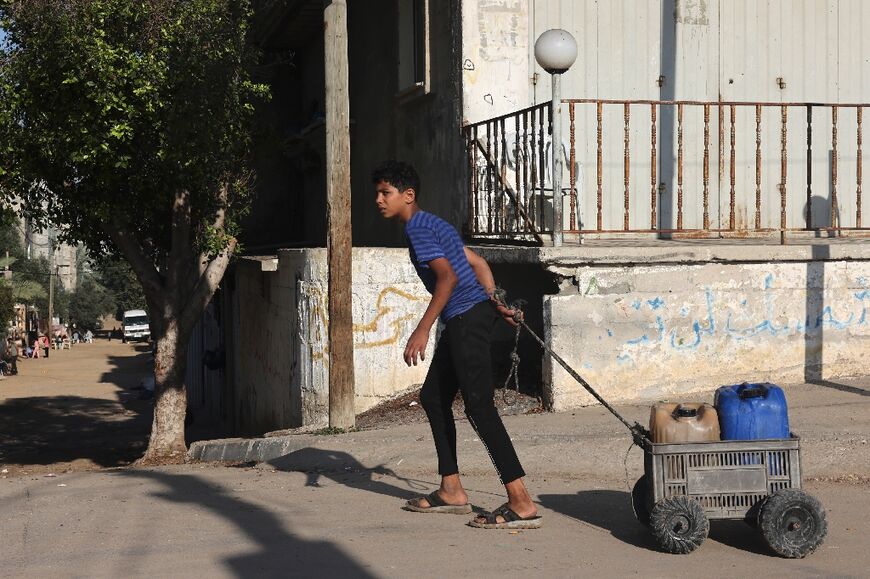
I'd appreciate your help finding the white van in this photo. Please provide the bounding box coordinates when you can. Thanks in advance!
[122,309,150,343]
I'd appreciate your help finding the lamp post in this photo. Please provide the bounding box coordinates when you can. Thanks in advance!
[534,29,577,247]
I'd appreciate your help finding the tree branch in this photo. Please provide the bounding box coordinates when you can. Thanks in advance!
[104,223,164,305]
[179,237,237,333]
[212,183,228,231]
[168,190,193,301]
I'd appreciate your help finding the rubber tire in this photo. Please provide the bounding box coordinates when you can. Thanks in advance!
[759,489,827,558]
[650,496,709,554]
[744,497,766,529]
[631,476,651,527]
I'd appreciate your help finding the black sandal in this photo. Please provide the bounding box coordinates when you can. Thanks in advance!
[403,491,472,515]
[469,503,543,529]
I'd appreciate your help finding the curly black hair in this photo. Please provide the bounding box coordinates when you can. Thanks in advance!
[371,160,421,197]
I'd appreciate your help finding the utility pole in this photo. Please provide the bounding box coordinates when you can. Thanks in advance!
[325,0,355,429]
[46,231,54,358]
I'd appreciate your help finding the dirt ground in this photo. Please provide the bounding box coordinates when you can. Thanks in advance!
[0,339,155,478]
[355,386,544,430]
[0,334,544,478]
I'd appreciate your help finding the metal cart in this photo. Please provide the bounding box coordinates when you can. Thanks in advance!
[496,292,828,557]
[631,435,827,556]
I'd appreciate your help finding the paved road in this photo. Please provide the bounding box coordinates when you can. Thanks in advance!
[0,339,154,476]
[2,341,869,577]
[1,465,866,578]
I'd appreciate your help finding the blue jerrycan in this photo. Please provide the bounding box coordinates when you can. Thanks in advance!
[714,382,790,440]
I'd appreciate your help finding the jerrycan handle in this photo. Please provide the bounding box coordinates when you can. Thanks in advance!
[673,404,698,418]
[738,382,768,399]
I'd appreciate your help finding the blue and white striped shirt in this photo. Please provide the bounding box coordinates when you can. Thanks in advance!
[405,211,489,321]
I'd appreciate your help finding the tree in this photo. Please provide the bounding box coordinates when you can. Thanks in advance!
[0,279,14,338]
[0,0,268,461]
[11,253,49,313]
[69,275,115,330]
[91,255,146,320]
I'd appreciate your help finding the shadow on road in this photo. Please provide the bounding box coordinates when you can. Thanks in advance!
[807,379,870,398]
[537,490,659,552]
[121,469,376,578]
[98,346,154,390]
[707,520,772,556]
[268,448,428,503]
[540,490,781,556]
[0,395,150,467]
[0,349,153,469]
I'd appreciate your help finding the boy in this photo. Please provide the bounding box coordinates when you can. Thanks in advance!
[372,160,541,529]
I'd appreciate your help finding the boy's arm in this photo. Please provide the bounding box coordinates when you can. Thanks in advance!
[464,247,520,326]
[464,247,496,296]
[404,257,457,366]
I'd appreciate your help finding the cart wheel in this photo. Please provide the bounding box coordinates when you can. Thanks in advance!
[631,476,651,527]
[744,497,766,529]
[759,489,827,558]
[650,496,709,554]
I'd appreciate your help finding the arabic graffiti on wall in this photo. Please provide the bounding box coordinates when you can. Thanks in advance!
[606,273,870,366]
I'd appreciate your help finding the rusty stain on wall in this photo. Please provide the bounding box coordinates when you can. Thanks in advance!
[676,0,709,26]
[477,0,526,64]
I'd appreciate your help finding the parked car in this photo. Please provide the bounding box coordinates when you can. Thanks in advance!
[122,309,150,343]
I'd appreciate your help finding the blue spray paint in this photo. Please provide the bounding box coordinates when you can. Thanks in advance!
[610,274,869,362]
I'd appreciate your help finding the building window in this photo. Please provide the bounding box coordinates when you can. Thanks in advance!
[397,0,429,95]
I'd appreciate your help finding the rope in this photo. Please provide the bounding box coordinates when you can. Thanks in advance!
[500,297,525,405]
[491,287,651,447]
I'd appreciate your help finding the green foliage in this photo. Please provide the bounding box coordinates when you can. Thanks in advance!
[0,279,15,336]
[0,0,268,268]
[69,275,115,330]
[11,254,49,311]
[90,254,145,318]
[0,207,24,260]
[10,278,42,302]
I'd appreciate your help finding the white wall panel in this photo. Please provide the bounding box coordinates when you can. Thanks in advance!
[464,0,869,234]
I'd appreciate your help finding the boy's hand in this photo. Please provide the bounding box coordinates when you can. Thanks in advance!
[404,327,430,366]
[492,299,523,327]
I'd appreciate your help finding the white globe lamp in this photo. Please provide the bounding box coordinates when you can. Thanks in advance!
[534,29,578,75]
[534,29,578,246]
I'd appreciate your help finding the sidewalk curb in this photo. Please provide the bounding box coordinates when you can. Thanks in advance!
[189,436,319,464]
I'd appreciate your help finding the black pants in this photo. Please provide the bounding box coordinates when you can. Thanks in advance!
[420,300,526,485]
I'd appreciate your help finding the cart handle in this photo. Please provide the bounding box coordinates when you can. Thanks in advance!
[492,289,652,447]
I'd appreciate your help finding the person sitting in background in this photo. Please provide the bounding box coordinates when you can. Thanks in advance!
[72,331,80,344]
[3,338,18,375]
[83,329,93,343]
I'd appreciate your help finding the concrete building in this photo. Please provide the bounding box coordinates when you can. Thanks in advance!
[195,1,870,436]
[21,219,79,292]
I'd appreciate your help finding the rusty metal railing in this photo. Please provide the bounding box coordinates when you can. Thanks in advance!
[465,98,870,244]
[566,98,869,239]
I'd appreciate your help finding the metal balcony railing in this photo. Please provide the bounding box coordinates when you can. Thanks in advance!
[465,99,870,244]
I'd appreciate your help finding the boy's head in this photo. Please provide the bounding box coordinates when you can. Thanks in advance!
[372,160,420,221]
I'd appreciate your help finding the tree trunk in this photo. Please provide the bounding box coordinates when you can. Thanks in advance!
[106,197,235,464]
[140,318,190,463]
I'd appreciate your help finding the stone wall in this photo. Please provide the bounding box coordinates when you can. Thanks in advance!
[232,256,298,435]
[231,248,432,434]
[544,259,870,410]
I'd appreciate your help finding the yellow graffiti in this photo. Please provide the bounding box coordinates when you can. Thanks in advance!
[307,286,428,360]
